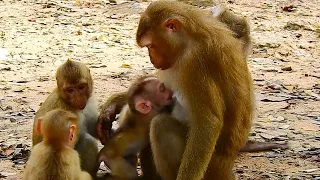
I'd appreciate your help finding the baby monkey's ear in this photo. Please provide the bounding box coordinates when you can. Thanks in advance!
[135,100,152,114]
[68,125,76,142]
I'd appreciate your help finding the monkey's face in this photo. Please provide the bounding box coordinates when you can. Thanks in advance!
[146,80,174,107]
[137,19,183,70]
[145,33,174,70]
[63,82,89,110]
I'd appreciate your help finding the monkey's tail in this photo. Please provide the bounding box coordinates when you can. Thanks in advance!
[240,140,289,152]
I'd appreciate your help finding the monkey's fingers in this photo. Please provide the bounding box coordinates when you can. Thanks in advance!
[97,111,117,145]
[97,125,109,145]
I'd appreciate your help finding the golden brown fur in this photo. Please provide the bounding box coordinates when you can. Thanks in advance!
[24,109,92,180]
[97,2,287,179]
[32,59,99,176]
[97,76,174,179]
[23,143,91,180]
[209,3,252,58]
[136,1,254,179]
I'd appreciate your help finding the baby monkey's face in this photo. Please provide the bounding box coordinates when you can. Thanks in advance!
[145,79,174,107]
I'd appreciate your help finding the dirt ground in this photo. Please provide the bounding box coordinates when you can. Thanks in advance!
[0,0,319,179]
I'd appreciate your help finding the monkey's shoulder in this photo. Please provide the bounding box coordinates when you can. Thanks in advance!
[35,91,75,118]
[27,143,81,172]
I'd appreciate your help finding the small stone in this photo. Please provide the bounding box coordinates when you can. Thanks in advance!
[276,116,285,121]
[281,66,292,71]
[10,117,17,122]
[279,125,290,129]
[284,22,303,30]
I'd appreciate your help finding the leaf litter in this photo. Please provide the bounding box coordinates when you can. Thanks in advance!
[0,0,319,179]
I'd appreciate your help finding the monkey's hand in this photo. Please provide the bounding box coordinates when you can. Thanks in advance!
[97,92,128,145]
[97,104,117,145]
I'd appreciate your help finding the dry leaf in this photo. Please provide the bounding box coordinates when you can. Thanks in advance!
[98,34,108,41]
[304,90,312,95]
[28,18,36,22]
[121,64,131,68]
[76,30,82,35]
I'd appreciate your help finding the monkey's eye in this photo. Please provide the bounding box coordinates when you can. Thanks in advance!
[66,88,74,94]
[78,84,86,90]
[159,83,165,93]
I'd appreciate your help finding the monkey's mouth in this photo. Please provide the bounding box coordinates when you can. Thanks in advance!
[78,104,86,110]
[167,92,174,102]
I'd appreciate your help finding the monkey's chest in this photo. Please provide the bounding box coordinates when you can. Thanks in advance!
[172,93,189,125]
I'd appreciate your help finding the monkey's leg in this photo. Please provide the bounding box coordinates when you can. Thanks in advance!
[75,134,99,177]
[139,144,161,180]
[204,153,237,180]
[149,114,187,180]
[125,154,138,167]
[111,156,138,179]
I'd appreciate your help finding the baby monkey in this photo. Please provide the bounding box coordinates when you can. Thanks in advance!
[23,109,92,180]
[97,75,174,179]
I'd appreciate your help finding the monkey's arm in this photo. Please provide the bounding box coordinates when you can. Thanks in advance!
[99,92,128,115]
[177,75,224,180]
[97,92,128,145]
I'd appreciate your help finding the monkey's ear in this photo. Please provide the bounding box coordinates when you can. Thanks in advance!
[68,125,76,142]
[35,119,43,135]
[164,18,181,32]
[135,100,152,114]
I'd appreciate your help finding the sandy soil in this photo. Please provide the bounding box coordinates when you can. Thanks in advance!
[0,0,319,179]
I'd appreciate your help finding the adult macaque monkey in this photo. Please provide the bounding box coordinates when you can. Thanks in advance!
[137,1,254,179]
[24,109,92,180]
[32,59,99,176]
[99,1,254,179]
[96,1,286,179]
[97,75,175,179]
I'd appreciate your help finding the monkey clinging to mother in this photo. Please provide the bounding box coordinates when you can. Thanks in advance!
[97,0,254,179]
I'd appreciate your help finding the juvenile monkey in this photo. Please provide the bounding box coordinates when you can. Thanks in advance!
[23,109,92,180]
[209,3,252,58]
[32,59,99,176]
[97,75,174,180]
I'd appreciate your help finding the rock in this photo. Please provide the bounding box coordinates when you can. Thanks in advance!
[279,125,290,129]
[281,66,292,71]
[281,5,296,12]
[10,117,17,123]
[284,21,303,30]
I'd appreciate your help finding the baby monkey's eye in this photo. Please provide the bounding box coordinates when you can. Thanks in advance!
[66,88,74,94]
[159,83,165,93]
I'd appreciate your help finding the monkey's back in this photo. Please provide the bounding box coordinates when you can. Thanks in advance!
[23,142,82,180]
